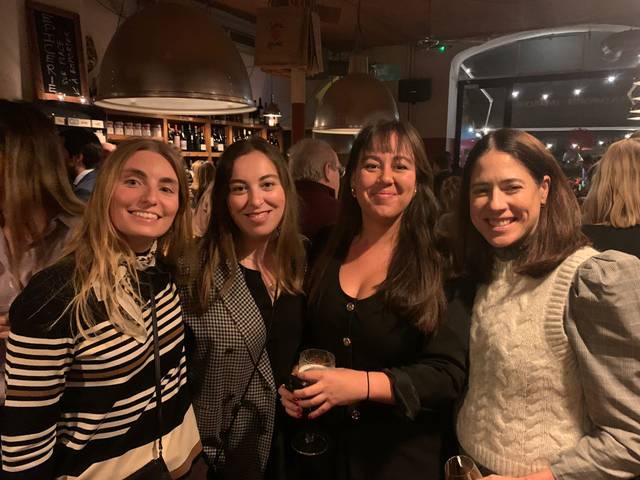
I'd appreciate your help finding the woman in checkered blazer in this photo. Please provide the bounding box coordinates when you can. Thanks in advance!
[181,137,307,480]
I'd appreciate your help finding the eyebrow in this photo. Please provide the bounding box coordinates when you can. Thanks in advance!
[363,153,413,162]
[470,178,524,188]
[122,168,178,185]
[229,173,279,183]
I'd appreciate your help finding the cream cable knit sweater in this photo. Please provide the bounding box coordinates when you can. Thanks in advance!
[457,247,598,476]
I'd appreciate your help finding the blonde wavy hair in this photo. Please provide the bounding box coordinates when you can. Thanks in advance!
[67,139,192,338]
[583,138,640,227]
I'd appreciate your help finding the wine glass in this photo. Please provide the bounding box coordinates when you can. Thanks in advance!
[290,348,335,456]
[444,455,482,480]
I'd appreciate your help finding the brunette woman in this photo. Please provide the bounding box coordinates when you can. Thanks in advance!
[1,139,201,478]
[182,137,306,480]
[454,129,640,479]
[280,120,473,480]
[0,100,84,402]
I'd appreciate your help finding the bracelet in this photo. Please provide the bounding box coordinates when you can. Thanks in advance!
[365,371,370,401]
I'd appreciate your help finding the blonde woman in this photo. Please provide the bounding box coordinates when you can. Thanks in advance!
[1,139,201,479]
[0,100,84,402]
[582,138,640,258]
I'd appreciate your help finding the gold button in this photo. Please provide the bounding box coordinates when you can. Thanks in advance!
[350,408,360,421]
[342,337,352,347]
[346,302,355,312]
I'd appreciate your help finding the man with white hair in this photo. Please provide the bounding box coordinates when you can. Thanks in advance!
[288,138,342,238]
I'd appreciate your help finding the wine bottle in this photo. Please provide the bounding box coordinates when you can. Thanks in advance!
[179,125,187,151]
[257,97,264,124]
[167,124,175,145]
[173,124,181,147]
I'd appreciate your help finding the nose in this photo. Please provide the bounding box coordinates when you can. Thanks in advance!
[379,163,393,185]
[488,188,507,211]
[247,187,264,208]
[140,186,158,205]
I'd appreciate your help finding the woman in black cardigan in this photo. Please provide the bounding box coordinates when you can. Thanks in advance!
[280,120,473,480]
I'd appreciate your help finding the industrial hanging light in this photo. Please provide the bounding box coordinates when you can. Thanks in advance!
[313,55,399,135]
[95,3,255,115]
[262,94,282,127]
[312,1,398,135]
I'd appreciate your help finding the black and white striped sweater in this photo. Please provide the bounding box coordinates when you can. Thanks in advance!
[1,259,201,479]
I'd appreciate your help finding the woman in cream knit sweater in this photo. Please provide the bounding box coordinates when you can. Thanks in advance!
[453,129,640,480]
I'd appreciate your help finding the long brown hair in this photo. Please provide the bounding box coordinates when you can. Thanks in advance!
[0,100,84,270]
[195,137,305,311]
[454,128,589,283]
[308,120,445,334]
[67,139,191,337]
[583,138,640,227]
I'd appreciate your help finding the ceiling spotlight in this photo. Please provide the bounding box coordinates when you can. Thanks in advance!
[541,93,550,101]
[571,143,579,149]
[467,126,474,133]
[475,132,482,138]
[511,90,520,98]
[625,133,632,138]
[546,143,553,149]
[606,75,616,83]
[482,127,490,135]
[573,88,582,96]
[598,140,605,146]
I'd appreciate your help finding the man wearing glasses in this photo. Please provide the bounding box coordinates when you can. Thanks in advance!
[288,138,343,239]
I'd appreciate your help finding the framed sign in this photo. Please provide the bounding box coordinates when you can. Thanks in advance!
[26,1,89,102]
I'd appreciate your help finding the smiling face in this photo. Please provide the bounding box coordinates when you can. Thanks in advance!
[109,150,180,252]
[227,150,286,244]
[351,133,417,226]
[469,149,550,248]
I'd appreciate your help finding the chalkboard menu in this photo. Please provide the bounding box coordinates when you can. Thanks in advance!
[26,1,89,102]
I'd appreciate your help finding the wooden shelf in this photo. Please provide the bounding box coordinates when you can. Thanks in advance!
[107,134,162,142]
[182,151,210,157]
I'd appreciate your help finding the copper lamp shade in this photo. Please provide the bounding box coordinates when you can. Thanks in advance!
[95,3,255,115]
[313,73,399,135]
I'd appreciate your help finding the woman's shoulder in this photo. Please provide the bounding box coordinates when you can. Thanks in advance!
[10,257,76,337]
[572,249,640,301]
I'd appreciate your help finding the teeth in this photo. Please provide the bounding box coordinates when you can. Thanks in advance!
[132,211,158,220]
[489,218,513,227]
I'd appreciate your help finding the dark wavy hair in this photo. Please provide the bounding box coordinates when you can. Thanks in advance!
[453,128,589,283]
[308,120,445,334]
[195,137,305,311]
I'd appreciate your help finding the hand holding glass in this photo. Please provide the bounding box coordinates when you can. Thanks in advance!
[290,348,335,456]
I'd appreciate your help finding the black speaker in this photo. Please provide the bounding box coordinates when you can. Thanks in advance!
[398,78,431,103]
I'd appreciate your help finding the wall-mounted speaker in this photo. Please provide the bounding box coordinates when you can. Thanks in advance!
[398,78,431,103]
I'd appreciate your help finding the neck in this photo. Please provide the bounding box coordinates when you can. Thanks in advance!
[358,214,401,248]
[237,236,271,267]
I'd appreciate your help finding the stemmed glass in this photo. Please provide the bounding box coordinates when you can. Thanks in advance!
[444,455,482,480]
[290,348,335,456]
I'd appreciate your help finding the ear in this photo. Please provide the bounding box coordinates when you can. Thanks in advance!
[323,161,332,181]
[540,175,551,204]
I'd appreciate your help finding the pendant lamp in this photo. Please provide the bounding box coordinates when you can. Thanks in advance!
[263,94,282,127]
[313,55,398,135]
[95,3,255,115]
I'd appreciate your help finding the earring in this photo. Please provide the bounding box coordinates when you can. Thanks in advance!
[351,186,356,197]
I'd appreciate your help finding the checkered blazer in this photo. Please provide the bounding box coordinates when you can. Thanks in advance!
[181,262,276,478]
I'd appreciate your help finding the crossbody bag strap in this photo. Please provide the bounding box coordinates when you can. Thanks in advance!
[212,284,278,469]
[148,282,165,461]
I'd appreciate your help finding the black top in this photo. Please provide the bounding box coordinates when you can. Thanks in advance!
[582,224,640,259]
[240,265,306,389]
[302,255,474,480]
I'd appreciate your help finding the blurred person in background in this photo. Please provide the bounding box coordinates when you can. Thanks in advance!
[59,127,104,202]
[192,161,216,237]
[582,138,640,258]
[288,138,342,239]
[0,100,84,404]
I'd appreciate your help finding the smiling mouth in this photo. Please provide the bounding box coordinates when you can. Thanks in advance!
[246,210,270,219]
[130,210,160,220]
[487,218,515,227]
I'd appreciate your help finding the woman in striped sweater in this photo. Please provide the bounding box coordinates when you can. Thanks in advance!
[0,139,201,479]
